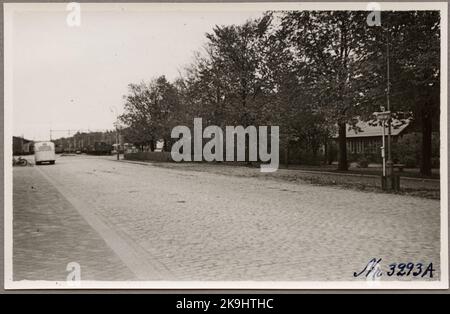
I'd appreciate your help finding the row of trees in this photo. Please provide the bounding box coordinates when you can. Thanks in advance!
[120,11,440,175]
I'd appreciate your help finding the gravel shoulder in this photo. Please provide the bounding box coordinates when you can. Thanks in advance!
[125,160,441,200]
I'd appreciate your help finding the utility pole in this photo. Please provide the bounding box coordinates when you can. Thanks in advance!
[386,25,394,182]
[375,110,390,189]
[116,126,120,160]
[68,130,71,153]
[382,120,386,177]
[110,106,120,161]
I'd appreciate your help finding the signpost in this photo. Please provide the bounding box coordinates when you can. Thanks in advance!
[110,106,121,161]
[113,121,120,161]
[374,110,391,190]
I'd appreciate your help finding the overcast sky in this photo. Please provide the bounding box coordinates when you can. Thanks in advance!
[9,4,264,141]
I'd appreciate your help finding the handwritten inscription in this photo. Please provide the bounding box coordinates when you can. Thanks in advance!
[354,258,435,279]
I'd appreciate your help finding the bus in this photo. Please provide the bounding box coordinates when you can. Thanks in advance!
[34,141,56,165]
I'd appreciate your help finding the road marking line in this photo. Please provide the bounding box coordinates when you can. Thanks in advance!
[34,166,174,280]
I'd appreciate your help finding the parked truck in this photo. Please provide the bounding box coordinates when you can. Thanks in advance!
[34,141,56,165]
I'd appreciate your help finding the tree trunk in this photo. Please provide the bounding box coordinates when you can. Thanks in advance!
[420,110,432,176]
[312,142,318,160]
[284,139,289,168]
[149,139,156,152]
[162,138,171,152]
[338,122,348,171]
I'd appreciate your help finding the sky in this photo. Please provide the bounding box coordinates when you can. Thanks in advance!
[9,4,264,141]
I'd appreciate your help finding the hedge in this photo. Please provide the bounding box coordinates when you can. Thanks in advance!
[124,151,173,162]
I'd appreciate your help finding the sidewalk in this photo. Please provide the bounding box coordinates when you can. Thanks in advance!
[13,166,134,281]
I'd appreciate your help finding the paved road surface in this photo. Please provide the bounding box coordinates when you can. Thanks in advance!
[13,155,441,281]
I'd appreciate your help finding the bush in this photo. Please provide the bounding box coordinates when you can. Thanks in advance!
[299,151,323,166]
[288,144,324,165]
[431,157,440,168]
[357,157,369,168]
[403,156,417,168]
[326,142,338,164]
[392,133,421,168]
[124,151,173,162]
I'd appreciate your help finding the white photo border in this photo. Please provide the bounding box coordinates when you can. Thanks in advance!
[3,1,448,290]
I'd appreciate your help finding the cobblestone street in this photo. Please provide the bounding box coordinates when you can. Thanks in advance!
[13,155,441,282]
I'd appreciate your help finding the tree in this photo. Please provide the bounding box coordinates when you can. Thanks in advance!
[200,16,274,127]
[280,11,378,170]
[363,11,440,176]
[120,76,181,151]
[179,16,277,161]
[264,13,337,165]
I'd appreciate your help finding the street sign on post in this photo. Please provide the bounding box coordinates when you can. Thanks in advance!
[374,111,391,122]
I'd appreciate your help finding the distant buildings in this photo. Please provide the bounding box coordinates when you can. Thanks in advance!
[52,130,123,153]
[329,118,439,167]
[13,136,34,155]
[342,119,411,155]
[13,131,125,155]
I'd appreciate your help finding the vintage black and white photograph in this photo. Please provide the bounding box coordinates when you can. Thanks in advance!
[3,2,448,289]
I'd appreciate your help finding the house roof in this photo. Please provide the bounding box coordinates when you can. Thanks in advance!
[13,136,33,143]
[336,119,411,138]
